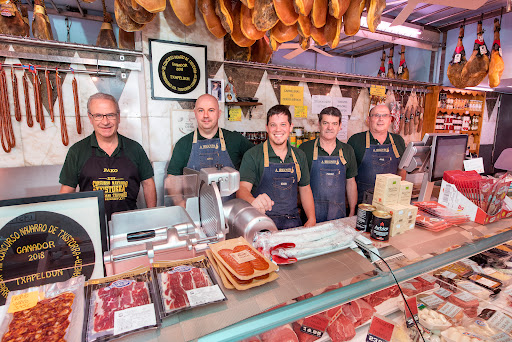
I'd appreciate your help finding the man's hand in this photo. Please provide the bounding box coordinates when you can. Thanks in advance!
[251,193,274,214]
[303,218,316,227]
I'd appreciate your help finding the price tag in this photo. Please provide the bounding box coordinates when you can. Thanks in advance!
[441,270,457,279]
[186,285,225,307]
[228,107,242,121]
[438,302,462,318]
[370,85,386,97]
[453,54,462,63]
[404,297,419,328]
[398,66,403,74]
[400,282,417,291]
[366,315,395,342]
[499,48,503,57]
[420,274,437,284]
[419,294,444,308]
[8,291,42,313]
[113,303,156,336]
[301,314,330,338]
[480,45,488,55]
[454,291,477,302]
[487,311,512,334]
[231,250,256,263]
[294,105,308,118]
[458,282,484,293]
[492,332,512,342]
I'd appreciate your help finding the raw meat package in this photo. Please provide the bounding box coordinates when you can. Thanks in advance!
[259,324,298,342]
[152,255,226,318]
[0,276,85,342]
[84,267,160,342]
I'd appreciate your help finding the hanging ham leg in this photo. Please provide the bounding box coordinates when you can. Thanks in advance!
[22,72,33,128]
[447,25,468,89]
[11,68,21,122]
[397,45,409,80]
[378,49,385,77]
[461,21,490,87]
[32,0,53,40]
[56,70,68,146]
[417,93,424,133]
[0,0,28,36]
[72,74,81,134]
[387,46,395,79]
[489,18,504,88]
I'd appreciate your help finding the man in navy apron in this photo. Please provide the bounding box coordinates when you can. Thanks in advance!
[237,105,316,230]
[347,104,406,204]
[300,107,358,222]
[59,93,157,221]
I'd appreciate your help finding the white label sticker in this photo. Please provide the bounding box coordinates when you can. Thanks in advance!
[398,66,403,74]
[435,288,453,299]
[472,264,485,273]
[499,48,503,57]
[401,282,417,291]
[438,302,462,318]
[474,277,499,288]
[186,285,225,307]
[480,45,488,55]
[441,271,457,279]
[454,291,477,302]
[483,268,496,275]
[419,294,444,307]
[420,275,437,284]
[488,311,512,334]
[458,282,484,293]
[231,250,256,264]
[454,54,462,63]
[492,332,512,342]
[114,303,156,336]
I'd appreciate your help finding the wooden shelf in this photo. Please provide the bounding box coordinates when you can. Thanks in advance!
[434,130,479,134]
[436,108,482,115]
[225,102,262,106]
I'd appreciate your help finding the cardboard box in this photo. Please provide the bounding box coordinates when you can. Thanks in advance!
[398,181,413,205]
[373,174,401,205]
[372,203,411,236]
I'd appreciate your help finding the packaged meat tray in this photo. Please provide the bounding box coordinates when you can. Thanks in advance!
[209,237,278,281]
[84,266,160,342]
[0,276,85,342]
[152,255,226,318]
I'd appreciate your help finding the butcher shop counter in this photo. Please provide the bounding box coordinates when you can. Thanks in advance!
[120,216,512,342]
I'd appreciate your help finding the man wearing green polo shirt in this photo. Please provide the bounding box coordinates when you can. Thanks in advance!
[347,104,406,203]
[237,105,316,230]
[59,93,157,221]
[166,94,253,176]
[300,107,358,222]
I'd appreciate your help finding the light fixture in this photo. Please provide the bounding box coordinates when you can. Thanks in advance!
[360,17,422,37]
[465,86,494,92]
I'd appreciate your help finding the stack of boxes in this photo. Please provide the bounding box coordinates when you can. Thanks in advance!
[372,174,417,237]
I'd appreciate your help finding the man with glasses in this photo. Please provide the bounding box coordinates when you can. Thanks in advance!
[59,93,157,221]
[347,104,406,203]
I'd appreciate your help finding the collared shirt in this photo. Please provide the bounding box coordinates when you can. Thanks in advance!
[167,128,254,175]
[239,141,310,188]
[299,138,358,179]
[59,132,153,188]
[347,131,406,168]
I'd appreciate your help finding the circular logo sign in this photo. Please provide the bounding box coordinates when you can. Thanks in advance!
[158,50,200,94]
[0,211,95,305]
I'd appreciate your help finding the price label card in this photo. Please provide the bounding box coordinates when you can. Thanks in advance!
[114,303,156,336]
[228,107,242,121]
[281,85,304,106]
[492,332,512,342]
[464,158,485,174]
[231,250,256,263]
[186,285,225,307]
[398,66,403,74]
[454,54,462,63]
[438,302,462,318]
[454,291,477,302]
[420,274,437,284]
[370,85,386,97]
[366,315,395,342]
[488,312,512,334]
[441,271,457,279]
[458,282,484,293]
[301,314,330,338]
[480,45,488,55]
[419,294,444,308]
[294,105,308,118]
[8,291,42,313]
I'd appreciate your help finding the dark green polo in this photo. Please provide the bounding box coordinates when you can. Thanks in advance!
[167,128,254,175]
[239,141,310,189]
[59,133,154,188]
[299,139,358,179]
[347,131,406,168]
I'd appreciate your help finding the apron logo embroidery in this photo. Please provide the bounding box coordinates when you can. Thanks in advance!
[103,168,118,173]
[373,148,389,153]
[321,160,339,165]
[200,143,219,149]
[276,168,294,173]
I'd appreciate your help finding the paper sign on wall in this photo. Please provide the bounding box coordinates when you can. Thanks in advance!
[281,85,304,106]
[228,107,242,121]
[464,158,485,173]
[295,106,308,118]
[312,95,332,114]
[336,115,349,141]
[333,97,353,116]
[370,85,386,97]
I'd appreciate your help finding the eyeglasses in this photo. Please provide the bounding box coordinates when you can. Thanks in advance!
[89,113,118,121]
[370,114,391,118]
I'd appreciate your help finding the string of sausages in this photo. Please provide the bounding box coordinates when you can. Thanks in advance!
[22,72,33,128]
[56,69,69,146]
[72,72,81,134]
[0,65,15,152]
[11,69,21,122]
[32,68,45,130]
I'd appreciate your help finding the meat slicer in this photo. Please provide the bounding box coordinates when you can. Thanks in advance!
[103,166,277,275]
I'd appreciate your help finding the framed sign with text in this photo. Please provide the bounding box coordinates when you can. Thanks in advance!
[149,39,207,101]
[0,191,107,305]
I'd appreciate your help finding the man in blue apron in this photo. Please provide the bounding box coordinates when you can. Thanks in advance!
[300,107,358,222]
[347,104,407,203]
[59,93,157,221]
[237,105,316,230]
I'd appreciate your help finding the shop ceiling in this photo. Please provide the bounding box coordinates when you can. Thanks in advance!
[24,0,509,58]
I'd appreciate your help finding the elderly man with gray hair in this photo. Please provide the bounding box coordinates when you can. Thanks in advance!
[59,92,156,221]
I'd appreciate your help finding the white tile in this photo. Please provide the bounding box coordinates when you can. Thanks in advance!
[118,117,144,146]
[118,70,142,118]
[148,116,172,162]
